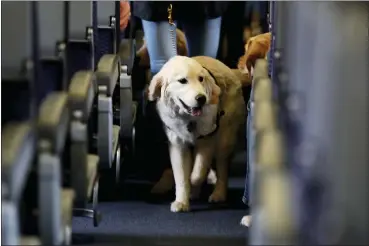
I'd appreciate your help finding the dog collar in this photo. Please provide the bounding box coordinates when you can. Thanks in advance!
[164,110,225,140]
[195,110,225,139]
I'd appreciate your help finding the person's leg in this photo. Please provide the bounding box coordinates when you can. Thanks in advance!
[259,1,269,33]
[181,17,222,58]
[141,20,177,74]
[138,20,177,183]
[220,2,246,68]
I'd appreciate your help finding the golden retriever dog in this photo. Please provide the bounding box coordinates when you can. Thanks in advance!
[238,32,271,80]
[136,28,188,68]
[147,56,247,212]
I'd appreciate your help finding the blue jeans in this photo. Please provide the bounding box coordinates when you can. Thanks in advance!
[141,17,222,74]
[243,98,255,207]
[245,2,268,18]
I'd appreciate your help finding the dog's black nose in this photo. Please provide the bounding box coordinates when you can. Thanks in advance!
[195,94,206,106]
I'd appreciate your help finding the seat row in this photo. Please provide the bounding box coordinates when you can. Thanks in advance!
[1,1,138,245]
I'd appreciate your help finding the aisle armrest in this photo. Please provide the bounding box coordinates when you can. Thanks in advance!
[68,71,97,202]
[38,92,69,154]
[2,123,35,202]
[96,54,120,97]
[96,54,120,169]
[68,71,96,123]
[38,92,69,245]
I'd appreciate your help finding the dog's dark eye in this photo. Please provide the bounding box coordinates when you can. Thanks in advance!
[199,76,204,82]
[178,78,188,84]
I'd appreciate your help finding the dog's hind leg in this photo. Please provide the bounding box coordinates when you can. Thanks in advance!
[207,169,217,185]
[191,138,215,199]
[151,168,174,194]
[169,143,192,212]
[209,129,237,203]
[151,167,216,195]
[191,138,215,186]
[192,168,217,199]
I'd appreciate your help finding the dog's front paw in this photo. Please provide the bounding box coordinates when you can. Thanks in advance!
[208,189,227,203]
[170,200,190,212]
[240,215,252,227]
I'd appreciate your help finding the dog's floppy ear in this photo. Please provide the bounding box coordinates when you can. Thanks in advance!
[209,82,221,105]
[202,68,221,105]
[148,74,163,101]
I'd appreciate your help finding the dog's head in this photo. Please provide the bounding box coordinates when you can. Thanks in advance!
[148,56,221,117]
[238,32,272,78]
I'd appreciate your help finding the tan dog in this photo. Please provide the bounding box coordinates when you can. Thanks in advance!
[147,56,246,212]
[238,32,271,81]
[136,28,188,68]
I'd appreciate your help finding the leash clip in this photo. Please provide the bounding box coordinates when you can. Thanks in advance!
[167,4,175,26]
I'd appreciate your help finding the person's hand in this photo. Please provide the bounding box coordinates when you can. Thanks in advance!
[120,1,131,31]
[238,32,271,77]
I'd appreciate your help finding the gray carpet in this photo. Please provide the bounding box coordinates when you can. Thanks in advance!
[72,178,249,245]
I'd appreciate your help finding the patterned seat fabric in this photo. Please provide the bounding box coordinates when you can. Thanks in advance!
[96,27,114,62]
[66,41,93,83]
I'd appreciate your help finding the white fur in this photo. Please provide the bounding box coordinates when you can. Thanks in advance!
[240,215,252,227]
[148,56,246,212]
[196,104,218,136]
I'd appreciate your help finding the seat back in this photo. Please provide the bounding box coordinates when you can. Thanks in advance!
[66,1,96,82]
[1,1,40,123]
[38,1,66,93]
[96,1,116,61]
[1,1,40,242]
[97,1,115,25]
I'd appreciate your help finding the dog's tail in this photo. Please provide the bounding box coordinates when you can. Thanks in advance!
[231,69,252,87]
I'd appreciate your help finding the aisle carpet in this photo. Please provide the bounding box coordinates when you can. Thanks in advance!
[72,178,249,245]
